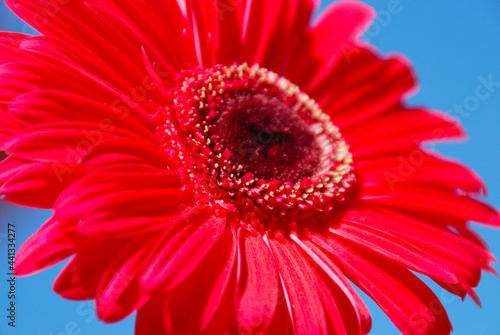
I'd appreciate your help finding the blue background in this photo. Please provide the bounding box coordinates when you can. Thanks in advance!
[0,0,499,334]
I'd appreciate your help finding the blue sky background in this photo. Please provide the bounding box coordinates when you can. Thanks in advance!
[0,0,499,334]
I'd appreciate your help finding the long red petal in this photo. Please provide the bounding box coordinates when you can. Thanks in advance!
[236,230,279,333]
[140,214,226,293]
[15,218,76,276]
[269,237,328,335]
[313,235,452,335]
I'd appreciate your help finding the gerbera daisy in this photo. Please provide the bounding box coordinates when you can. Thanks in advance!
[0,0,498,334]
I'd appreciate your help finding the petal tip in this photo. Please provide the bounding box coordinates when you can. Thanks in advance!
[489,211,500,226]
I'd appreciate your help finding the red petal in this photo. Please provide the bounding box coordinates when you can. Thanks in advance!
[162,226,237,334]
[95,235,154,322]
[292,235,372,335]
[53,239,125,300]
[1,37,156,122]
[261,286,292,335]
[1,158,86,208]
[342,210,482,292]
[0,106,22,138]
[83,152,164,173]
[140,213,226,293]
[81,137,172,171]
[348,108,465,157]
[5,121,144,163]
[313,50,415,129]
[199,277,237,335]
[328,222,458,284]
[298,1,375,91]
[201,227,238,330]
[15,218,76,276]
[0,62,40,100]
[6,0,175,92]
[54,171,182,222]
[88,0,192,70]
[19,35,155,104]
[7,89,158,143]
[262,0,317,73]
[313,235,452,335]
[357,152,486,194]
[269,238,328,335]
[241,0,286,66]
[77,190,195,238]
[361,184,499,226]
[236,230,279,333]
[0,32,31,64]
[135,296,167,335]
[186,0,221,67]
[187,0,245,66]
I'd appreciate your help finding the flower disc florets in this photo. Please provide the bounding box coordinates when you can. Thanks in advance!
[156,63,355,226]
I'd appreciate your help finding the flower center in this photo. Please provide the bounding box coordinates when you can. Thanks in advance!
[156,64,355,225]
[214,92,321,182]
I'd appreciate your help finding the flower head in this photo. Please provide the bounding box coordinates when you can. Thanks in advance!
[0,0,498,334]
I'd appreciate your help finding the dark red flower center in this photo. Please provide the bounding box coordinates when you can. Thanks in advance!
[156,64,355,226]
[214,92,321,182]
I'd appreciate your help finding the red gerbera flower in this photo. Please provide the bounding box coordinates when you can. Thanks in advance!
[0,0,498,334]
